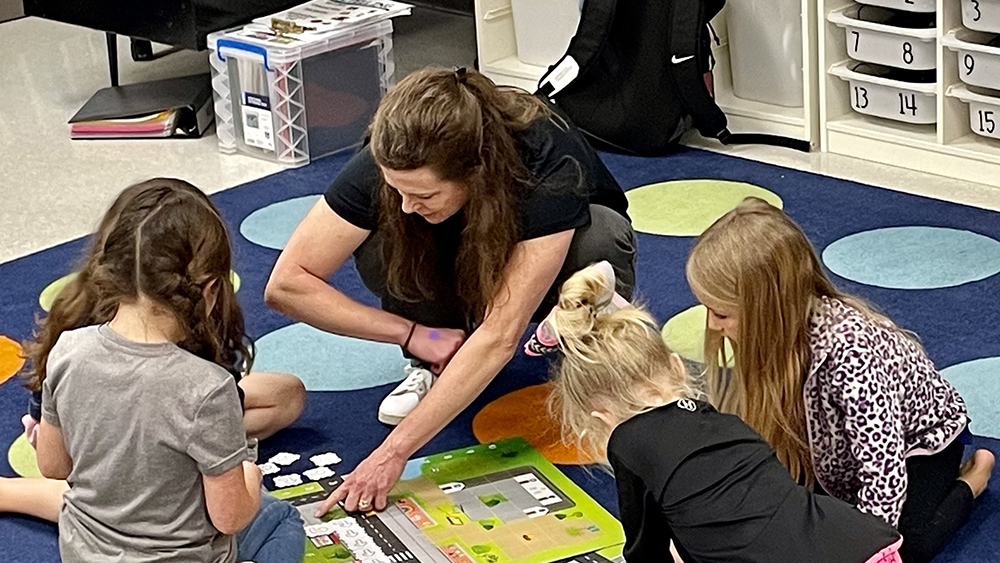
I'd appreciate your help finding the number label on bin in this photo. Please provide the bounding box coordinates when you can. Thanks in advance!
[855,86,870,109]
[902,42,914,65]
[899,93,918,116]
[965,53,976,76]
[980,110,997,134]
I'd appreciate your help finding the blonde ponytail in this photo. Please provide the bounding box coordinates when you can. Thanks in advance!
[547,264,697,464]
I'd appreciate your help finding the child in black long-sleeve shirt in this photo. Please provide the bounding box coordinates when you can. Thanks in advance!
[542,263,903,563]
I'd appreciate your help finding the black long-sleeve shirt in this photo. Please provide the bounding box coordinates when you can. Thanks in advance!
[608,400,901,563]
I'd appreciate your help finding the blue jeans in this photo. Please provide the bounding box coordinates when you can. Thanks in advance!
[236,493,305,563]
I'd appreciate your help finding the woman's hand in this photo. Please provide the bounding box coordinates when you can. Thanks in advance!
[405,325,466,373]
[314,447,407,517]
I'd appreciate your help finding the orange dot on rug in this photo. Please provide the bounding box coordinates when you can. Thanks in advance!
[0,336,25,385]
[472,383,594,465]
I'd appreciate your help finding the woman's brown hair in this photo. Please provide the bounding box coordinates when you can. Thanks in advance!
[369,67,550,325]
[24,178,251,390]
[686,197,906,485]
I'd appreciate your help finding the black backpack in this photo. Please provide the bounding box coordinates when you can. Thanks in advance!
[536,0,810,156]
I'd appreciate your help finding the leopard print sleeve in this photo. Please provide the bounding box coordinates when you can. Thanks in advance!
[830,341,909,527]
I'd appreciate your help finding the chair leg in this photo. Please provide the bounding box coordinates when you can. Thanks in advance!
[105,32,119,87]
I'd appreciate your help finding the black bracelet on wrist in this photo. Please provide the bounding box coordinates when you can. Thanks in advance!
[402,321,418,353]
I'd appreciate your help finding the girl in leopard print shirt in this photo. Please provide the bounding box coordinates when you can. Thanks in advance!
[686,197,995,563]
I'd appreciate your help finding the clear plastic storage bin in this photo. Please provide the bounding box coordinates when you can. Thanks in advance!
[943,30,1000,90]
[209,20,395,167]
[962,0,1000,33]
[830,61,936,124]
[828,5,936,70]
[947,84,1000,140]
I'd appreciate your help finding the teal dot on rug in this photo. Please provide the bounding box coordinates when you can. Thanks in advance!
[253,323,407,391]
[941,357,1000,439]
[625,180,783,237]
[661,305,733,365]
[240,195,321,250]
[822,227,1000,289]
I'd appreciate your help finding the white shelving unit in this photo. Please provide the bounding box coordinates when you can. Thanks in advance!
[474,0,820,146]
[475,0,1000,183]
[819,0,1000,186]
[474,0,549,92]
[708,5,820,145]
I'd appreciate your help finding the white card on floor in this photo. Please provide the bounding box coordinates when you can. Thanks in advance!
[310,452,342,466]
[273,473,303,488]
[257,462,280,475]
[304,466,336,481]
[269,452,301,466]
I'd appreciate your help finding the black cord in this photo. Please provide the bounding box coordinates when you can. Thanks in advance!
[402,322,418,353]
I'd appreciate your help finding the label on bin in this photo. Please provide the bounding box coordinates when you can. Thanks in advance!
[242,93,274,152]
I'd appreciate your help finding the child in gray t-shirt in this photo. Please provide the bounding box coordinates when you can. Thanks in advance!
[29,179,305,563]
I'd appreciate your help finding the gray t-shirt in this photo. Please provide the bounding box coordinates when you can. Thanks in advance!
[42,325,248,563]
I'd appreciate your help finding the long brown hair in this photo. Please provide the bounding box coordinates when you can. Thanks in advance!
[547,264,700,464]
[369,67,550,325]
[25,178,251,390]
[686,197,902,484]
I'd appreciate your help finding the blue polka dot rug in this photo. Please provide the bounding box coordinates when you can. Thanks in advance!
[1,147,998,563]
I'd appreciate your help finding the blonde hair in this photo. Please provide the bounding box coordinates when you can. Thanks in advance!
[686,197,903,484]
[547,264,699,465]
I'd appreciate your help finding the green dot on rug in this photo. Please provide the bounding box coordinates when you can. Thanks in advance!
[661,305,733,366]
[8,434,42,478]
[626,180,783,237]
[40,271,241,312]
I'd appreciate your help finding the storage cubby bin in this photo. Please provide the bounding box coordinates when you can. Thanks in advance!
[944,29,1000,90]
[961,0,1000,33]
[828,5,937,69]
[857,0,935,14]
[209,21,395,167]
[830,61,937,123]
[947,84,1000,140]
[819,0,1000,186]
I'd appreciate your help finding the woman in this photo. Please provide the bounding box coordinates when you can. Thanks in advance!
[264,67,636,515]
[685,197,994,563]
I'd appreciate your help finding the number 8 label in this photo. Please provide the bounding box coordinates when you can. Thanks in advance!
[902,42,914,65]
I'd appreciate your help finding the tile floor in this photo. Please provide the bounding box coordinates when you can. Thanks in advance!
[0,9,997,264]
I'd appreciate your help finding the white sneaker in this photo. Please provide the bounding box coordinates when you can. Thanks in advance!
[378,364,436,426]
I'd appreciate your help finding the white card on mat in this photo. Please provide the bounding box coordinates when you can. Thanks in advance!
[273,473,303,488]
[310,452,342,466]
[304,466,336,481]
[269,452,301,466]
[257,462,280,475]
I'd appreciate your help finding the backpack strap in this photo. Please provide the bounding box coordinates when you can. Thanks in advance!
[666,0,729,139]
[537,0,618,97]
[668,0,811,152]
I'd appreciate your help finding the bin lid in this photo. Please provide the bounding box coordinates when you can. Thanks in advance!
[209,0,409,64]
